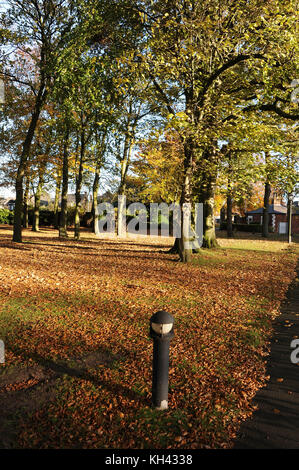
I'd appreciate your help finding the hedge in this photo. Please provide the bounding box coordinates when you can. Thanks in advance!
[28,207,83,227]
[220,222,274,233]
[220,222,261,232]
[1,207,86,228]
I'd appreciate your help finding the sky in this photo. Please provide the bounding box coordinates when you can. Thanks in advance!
[0,187,15,199]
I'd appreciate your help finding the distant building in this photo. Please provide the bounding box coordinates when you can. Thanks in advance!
[245,202,299,234]
[56,193,91,211]
[0,197,7,209]
[40,200,49,207]
[6,200,15,211]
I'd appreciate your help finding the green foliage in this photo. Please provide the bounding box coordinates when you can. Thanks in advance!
[0,208,13,224]
[27,208,54,227]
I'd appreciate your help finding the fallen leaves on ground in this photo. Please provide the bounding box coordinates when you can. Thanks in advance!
[0,226,298,449]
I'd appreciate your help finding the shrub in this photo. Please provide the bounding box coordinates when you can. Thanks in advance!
[0,209,14,224]
[28,208,56,226]
[82,211,93,228]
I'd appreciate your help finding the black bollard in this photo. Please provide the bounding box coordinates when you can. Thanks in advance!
[150,310,174,410]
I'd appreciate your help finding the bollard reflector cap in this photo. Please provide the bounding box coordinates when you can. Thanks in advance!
[150,310,174,337]
[151,322,173,335]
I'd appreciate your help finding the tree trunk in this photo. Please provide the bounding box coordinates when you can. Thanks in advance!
[178,137,193,263]
[201,175,218,249]
[220,204,226,226]
[91,127,107,235]
[168,236,180,254]
[32,162,46,232]
[92,168,100,235]
[287,193,293,244]
[117,125,135,237]
[92,166,100,235]
[23,176,30,229]
[117,191,126,237]
[203,199,218,247]
[117,156,129,238]
[262,181,271,238]
[227,152,233,238]
[59,125,70,238]
[13,85,46,242]
[53,173,61,229]
[32,183,42,232]
[74,129,85,240]
[227,192,233,238]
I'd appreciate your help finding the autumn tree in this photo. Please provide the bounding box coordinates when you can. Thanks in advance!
[133,130,184,204]
[0,0,79,242]
[271,126,299,242]
[123,0,298,260]
[218,148,258,238]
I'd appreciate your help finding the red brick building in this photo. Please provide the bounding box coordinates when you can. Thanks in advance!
[245,202,299,234]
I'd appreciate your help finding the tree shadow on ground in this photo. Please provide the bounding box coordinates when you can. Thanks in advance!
[0,340,149,448]
[4,342,145,403]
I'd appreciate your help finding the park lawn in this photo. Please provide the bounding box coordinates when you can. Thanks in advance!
[0,225,298,449]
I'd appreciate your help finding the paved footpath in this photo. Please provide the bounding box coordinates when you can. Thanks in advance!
[234,263,299,449]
